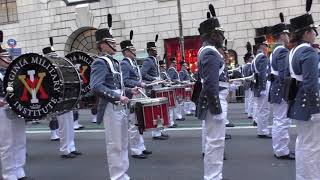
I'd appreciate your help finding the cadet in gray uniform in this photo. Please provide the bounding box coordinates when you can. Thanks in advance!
[0,31,32,180]
[120,32,152,159]
[242,42,254,119]
[269,13,295,160]
[159,60,169,80]
[42,47,82,159]
[197,4,228,180]
[251,35,272,138]
[141,38,169,140]
[90,24,139,179]
[287,1,320,178]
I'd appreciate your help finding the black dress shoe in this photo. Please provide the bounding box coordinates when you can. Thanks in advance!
[18,177,34,180]
[132,154,147,159]
[257,134,272,139]
[176,118,185,121]
[60,153,77,159]
[274,152,295,160]
[161,133,169,138]
[252,121,257,126]
[202,153,205,158]
[224,153,227,160]
[226,123,235,127]
[248,116,253,119]
[169,124,178,128]
[152,136,168,140]
[225,134,232,140]
[71,151,82,156]
[50,138,60,141]
[142,150,152,155]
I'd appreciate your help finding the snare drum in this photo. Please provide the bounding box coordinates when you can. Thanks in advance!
[130,98,169,134]
[151,87,176,108]
[174,84,186,102]
[184,83,195,101]
[3,53,81,120]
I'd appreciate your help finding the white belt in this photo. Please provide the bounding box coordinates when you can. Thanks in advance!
[271,71,279,76]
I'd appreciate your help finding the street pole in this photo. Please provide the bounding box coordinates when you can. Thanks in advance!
[177,0,185,63]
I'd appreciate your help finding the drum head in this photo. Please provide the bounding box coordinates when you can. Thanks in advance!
[3,53,63,119]
[65,51,96,95]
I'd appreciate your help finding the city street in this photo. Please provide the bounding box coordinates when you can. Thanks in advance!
[0,103,296,180]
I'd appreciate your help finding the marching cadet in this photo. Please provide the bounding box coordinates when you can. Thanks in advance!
[179,61,194,115]
[251,35,272,138]
[0,31,32,180]
[90,14,140,179]
[287,0,320,178]
[197,4,228,180]
[141,36,169,140]
[242,42,254,120]
[159,60,169,80]
[167,58,185,121]
[120,31,152,159]
[269,13,295,160]
[42,46,82,159]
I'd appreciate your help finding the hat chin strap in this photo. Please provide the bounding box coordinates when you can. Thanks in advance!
[106,41,117,52]
[128,49,136,57]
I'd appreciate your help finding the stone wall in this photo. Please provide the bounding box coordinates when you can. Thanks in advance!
[0,0,319,62]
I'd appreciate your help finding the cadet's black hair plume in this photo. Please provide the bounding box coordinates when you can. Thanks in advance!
[49,37,53,46]
[246,42,252,53]
[306,0,313,13]
[107,14,112,28]
[208,4,216,18]
[279,12,284,23]
[207,12,211,19]
[0,30,3,43]
[155,34,158,42]
[130,30,133,41]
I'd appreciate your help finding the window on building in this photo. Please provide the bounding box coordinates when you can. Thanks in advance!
[0,0,18,24]
[64,0,99,6]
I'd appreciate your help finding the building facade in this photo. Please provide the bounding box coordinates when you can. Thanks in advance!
[0,0,319,68]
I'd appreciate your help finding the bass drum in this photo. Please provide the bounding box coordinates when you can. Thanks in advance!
[3,53,81,120]
[65,51,97,109]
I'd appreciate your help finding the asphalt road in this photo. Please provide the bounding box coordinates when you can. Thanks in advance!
[0,103,297,180]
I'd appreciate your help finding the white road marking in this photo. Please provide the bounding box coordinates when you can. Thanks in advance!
[26,125,296,134]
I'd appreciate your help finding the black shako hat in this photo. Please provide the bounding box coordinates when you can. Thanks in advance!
[147,34,158,50]
[198,4,224,36]
[96,14,115,43]
[120,30,134,51]
[255,26,270,37]
[244,42,254,60]
[42,37,55,55]
[290,0,318,33]
[254,35,268,46]
[271,13,289,35]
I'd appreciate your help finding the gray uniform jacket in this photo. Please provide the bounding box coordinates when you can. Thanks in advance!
[90,55,132,124]
[196,44,223,120]
[141,56,159,81]
[179,69,190,81]
[252,51,269,97]
[160,71,169,80]
[242,63,253,90]
[0,68,5,98]
[269,44,289,104]
[167,67,179,81]
[287,43,320,121]
[121,57,142,88]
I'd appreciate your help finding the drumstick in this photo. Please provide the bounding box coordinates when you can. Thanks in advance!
[138,88,149,98]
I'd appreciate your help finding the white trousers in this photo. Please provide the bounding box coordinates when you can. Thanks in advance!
[271,101,292,156]
[103,104,130,180]
[0,107,26,180]
[175,102,184,119]
[128,113,146,156]
[253,85,270,135]
[247,90,254,118]
[183,101,193,115]
[203,90,228,180]
[295,113,320,180]
[245,90,254,117]
[57,111,76,155]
